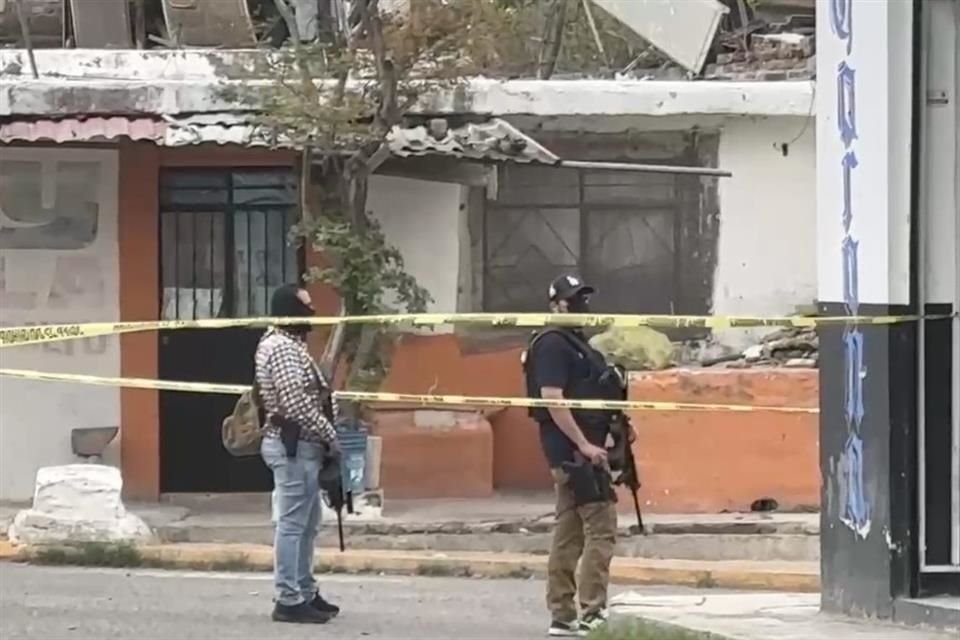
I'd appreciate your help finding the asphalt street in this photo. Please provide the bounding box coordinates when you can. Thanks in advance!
[0,563,686,639]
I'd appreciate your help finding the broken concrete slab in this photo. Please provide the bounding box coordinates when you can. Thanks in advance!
[8,465,152,545]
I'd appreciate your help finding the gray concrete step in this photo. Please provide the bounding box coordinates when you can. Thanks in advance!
[2,493,821,563]
[155,526,819,562]
[139,493,820,563]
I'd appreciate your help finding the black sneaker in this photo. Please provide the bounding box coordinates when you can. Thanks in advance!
[548,620,585,637]
[271,602,333,624]
[309,593,340,617]
[578,611,608,633]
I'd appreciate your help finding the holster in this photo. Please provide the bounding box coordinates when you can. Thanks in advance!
[560,456,615,507]
[272,415,302,458]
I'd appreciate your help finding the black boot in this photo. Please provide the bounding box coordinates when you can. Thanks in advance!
[309,593,340,617]
[271,602,333,624]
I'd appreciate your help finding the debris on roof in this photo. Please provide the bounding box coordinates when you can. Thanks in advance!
[677,325,820,370]
[619,0,816,82]
[388,118,559,166]
[704,0,815,81]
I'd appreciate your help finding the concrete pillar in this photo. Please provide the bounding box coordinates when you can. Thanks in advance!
[815,0,918,617]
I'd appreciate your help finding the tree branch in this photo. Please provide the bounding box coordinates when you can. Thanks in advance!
[13,0,39,79]
[537,0,569,80]
[274,0,319,104]
[581,0,608,67]
[357,0,400,132]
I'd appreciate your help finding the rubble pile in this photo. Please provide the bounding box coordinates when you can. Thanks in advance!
[703,326,819,369]
[704,0,816,82]
[705,32,815,81]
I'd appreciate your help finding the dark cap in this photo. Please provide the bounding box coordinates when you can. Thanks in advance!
[548,274,595,302]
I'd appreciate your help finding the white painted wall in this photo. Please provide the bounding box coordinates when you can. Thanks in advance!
[524,111,819,349]
[366,175,464,313]
[374,113,818,350]
[816,0,914,305]
[922,0,959,305]
[0,148,121,502]
[713,115,818,349]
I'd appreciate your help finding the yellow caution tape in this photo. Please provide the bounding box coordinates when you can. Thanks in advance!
[0,368,819,415]
[2,311,951,349]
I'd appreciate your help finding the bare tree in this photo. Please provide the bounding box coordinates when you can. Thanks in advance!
[249,0,643,394]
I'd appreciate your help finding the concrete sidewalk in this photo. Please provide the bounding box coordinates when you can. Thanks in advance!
[0,493,821,533]
[609,592,956,639]
[0,492,822,592]
[0,540,820,592]
[0,494,821,564]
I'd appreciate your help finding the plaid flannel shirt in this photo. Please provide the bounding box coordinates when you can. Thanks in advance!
[254,327,338,443]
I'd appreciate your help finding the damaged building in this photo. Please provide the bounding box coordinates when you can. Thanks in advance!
[1,0,820,514]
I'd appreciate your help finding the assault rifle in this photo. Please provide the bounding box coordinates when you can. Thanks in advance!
[608,413,645,535]
[318,447,354,552]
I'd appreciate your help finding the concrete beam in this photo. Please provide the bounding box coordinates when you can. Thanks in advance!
[0,49,815,119]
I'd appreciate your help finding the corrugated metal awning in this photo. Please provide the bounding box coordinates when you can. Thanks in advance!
[0,116,164,144]
[387,119,559,165]
[0,114,559,165]
[0,114,730,176]
[162,114,561,165]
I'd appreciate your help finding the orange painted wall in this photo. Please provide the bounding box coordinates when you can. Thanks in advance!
[380,335,820,512]
[118,142,161,500]
[117,145,331,499]
[622,369,820,513]
[379,334,553,490]
[368,410,494,499]
[113,144,820,511]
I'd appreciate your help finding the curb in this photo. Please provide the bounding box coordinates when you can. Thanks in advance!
[0,541,819,592]
[0,539,16,560]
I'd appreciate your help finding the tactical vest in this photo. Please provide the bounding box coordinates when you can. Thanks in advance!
[521,327,626,427]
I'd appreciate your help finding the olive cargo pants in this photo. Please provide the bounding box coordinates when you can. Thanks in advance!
[547,468,618,622]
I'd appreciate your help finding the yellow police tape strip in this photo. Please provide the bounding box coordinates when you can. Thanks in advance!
[0,368,819,415]
[2,311,954,349]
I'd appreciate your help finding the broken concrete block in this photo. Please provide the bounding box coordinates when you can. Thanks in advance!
[321,489,384,523]
[753,33,815,58]
[9,465,152,545]
[413,410,457,429]
[589,326,674,371]
[365,435,383,490]
[743,345,764,361]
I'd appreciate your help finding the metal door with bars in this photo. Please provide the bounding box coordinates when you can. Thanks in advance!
[483,164,706,319]
[158,167,301,493]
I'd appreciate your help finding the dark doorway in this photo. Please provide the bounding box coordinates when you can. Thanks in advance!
[158,167,300,493]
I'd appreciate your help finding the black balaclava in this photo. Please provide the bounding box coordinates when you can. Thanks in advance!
[271,284,314,336]
[565,290,592,314]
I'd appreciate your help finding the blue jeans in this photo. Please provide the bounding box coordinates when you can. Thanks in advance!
[261,436,324,606]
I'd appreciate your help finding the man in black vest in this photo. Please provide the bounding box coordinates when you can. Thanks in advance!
[523,274,619,637]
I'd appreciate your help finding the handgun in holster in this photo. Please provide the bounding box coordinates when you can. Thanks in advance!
[561,454,616,507]
[271,415,303,458]
[273,377,334,459]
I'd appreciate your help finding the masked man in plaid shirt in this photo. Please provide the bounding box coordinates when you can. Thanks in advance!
[256,283,341,624]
